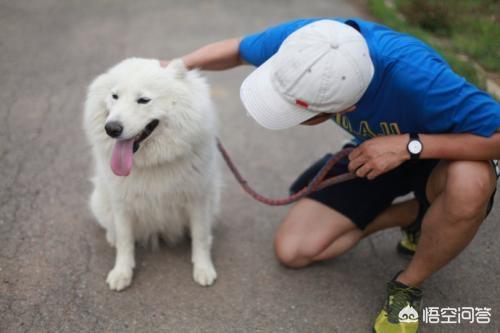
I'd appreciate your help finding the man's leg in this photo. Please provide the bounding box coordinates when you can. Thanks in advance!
[363,199,419,236]
[314,199,419,261]
[274,198,361,268]
[372,160,495,333]
[397,160,496,287]
[274,197,420,268]
[278,145,427,267]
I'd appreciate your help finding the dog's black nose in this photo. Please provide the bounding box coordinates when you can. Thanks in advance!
[105,121,123,138]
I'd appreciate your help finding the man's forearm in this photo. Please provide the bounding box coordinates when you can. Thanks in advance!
[179,38,244,71]
[349,132,500,180]
[420,133,500,160]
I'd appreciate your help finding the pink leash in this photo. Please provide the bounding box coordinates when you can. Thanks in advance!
[216,139,357,206]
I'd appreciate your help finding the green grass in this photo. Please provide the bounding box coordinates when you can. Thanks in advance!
[367,0,500,89]
[397,0,500,72]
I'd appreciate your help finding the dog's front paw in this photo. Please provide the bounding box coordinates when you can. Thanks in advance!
[106,267,133,291]
[193,262,217,286]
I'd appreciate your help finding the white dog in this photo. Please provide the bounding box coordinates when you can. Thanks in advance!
[83,58,219,291]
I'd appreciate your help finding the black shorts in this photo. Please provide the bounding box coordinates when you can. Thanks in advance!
[290,154,498,230]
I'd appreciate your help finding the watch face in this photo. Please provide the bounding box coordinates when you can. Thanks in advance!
[408,140,422,155]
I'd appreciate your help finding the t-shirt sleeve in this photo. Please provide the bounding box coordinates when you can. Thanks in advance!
[239,18,319,67]
[422,68,500,137]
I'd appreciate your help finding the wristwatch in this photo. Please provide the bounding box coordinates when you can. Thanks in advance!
[407,133,423,160]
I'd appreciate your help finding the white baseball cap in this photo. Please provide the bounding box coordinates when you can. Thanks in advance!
[240,20,374,130]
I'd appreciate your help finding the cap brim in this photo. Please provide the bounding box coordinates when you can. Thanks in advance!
[240,57,318,130]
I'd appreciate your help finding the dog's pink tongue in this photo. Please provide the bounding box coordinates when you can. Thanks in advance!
[110,139,134,176]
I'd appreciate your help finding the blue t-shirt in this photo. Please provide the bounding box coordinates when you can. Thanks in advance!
[239,18,500,141]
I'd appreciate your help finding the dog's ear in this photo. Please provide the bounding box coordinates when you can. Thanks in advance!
[165,58,187,79]
[88,73,112,95]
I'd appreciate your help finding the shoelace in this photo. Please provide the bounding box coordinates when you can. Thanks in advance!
[386,285,417,324]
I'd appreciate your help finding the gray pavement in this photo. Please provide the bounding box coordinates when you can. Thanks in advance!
[0,1,499,332]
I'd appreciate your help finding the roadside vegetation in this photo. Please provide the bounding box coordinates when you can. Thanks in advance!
[367,0,499,97]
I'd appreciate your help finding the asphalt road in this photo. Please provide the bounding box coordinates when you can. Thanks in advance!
[1,1,499,332]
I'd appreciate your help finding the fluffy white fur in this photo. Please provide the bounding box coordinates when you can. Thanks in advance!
[84,58,220,291]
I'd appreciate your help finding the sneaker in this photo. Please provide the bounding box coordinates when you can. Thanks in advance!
[373,275,423,333]
[396,202,425,257]
[397,222,420,257]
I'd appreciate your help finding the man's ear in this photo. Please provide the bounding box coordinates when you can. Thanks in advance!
[165,58,187,79]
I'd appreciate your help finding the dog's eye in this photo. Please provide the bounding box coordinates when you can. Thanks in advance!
[137,97,151,104]
[112,93,119,100]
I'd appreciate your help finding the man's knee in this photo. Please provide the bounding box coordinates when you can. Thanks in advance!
[274,215,325,268]
[274,198,357,267]
[274,224,313,268]
[443,161,496,221]
[274,235,306,268]
[274,234,301,268]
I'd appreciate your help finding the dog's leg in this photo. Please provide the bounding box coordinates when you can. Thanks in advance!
[189,201,217,286]
[90,185,116,247]
[106,208,135,291]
